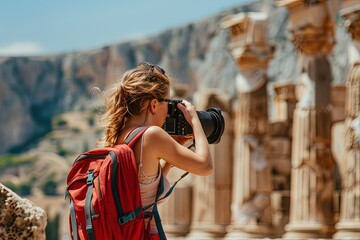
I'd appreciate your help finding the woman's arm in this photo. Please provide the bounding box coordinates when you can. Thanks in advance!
[161,161,173,176]
[145,101,213,176]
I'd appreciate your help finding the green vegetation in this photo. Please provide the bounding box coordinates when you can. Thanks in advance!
[0,154,35,168]
[88,115,95,126]
[56,145,72,157]
[46,212,59,240]
[52,116,67,130]
[96,129,103,137]
[91,106,102,115]
[40,173,58,196]
[0,154,35,196]
[41,176,58,196]
[70,127,81,133]
[3,181,32,196]
[44,132,54,139]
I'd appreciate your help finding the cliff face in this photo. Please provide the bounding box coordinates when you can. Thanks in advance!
[0,0,349,154]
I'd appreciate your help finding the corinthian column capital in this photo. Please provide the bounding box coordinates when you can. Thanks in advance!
[276,0,339,55]
[221,12,274,70]
[340,1,360,41]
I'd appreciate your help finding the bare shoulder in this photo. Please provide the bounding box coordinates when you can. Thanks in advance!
[144,126,171,142]
[142,126,176,159]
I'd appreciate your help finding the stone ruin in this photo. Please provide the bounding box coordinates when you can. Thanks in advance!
[0,183,47,240]
[1,1,360,239]
[158,0,360,239]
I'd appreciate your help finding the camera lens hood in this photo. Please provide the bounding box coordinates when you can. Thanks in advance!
[206,108,225,144]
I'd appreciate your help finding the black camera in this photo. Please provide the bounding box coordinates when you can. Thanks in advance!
[162,100,225,144]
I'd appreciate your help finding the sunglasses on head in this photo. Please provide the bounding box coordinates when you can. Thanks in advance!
[138,61,165,75]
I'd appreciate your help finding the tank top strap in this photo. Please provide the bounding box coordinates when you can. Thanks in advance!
[138,133,146,176]
[138,131,158,181]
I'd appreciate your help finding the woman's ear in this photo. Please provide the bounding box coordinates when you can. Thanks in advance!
[149,98,157,115]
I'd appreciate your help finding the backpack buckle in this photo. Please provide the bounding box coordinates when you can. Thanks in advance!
[87,170,95,185]
[119,212,136,225]
[86,225,94,234]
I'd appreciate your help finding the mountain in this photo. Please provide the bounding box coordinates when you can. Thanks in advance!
[0,0,350,154]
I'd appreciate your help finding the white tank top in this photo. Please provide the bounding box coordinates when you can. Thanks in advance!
[138,134,171,234]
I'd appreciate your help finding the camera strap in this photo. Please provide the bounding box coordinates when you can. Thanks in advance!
[188,140,195,149]
[142,140,194,211]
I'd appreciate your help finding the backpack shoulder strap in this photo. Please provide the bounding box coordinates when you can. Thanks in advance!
[111,126,149,226]
[125,126,149,147]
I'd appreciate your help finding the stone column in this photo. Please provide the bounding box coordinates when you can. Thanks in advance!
[268,83,296,236]
[330,84,346,222]
[334,2,360,239]
[158,168,193,238]
[221,12,275,239]
[272,84,297,130]
[275,0,339,239]
[186,90,232,239]
[0,183,47,240]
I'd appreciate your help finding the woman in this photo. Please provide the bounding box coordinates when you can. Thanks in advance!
[98,61,213,238]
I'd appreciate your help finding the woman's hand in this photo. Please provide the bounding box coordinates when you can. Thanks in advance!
[171,135,193,145]
[176,100,199,127]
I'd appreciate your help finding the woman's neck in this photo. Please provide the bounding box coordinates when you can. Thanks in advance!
[126,113,150,128]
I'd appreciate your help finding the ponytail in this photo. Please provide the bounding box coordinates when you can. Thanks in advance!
[98,63,171,147]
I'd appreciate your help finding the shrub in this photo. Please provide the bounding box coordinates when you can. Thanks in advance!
[46,212,59,240]
[52,116,67,130]
[0,154,35,169]
[3,181,32,196]
[41,178,58,196]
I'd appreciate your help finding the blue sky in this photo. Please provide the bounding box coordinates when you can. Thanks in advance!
[0,0,254,56]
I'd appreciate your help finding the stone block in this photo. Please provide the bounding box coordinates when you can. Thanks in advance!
[0,183,47,240]
[266,137,291,156]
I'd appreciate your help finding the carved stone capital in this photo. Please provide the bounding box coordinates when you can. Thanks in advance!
[273,83,297,102]
[291,24,335,55]
[340,3,360,41]
[221,12,274,69]
[276,0,338,55]
[230,45,274,70]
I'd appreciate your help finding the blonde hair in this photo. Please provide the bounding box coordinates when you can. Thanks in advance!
[98,63,171,147]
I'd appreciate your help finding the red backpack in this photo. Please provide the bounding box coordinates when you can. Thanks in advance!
[65,127,174,240]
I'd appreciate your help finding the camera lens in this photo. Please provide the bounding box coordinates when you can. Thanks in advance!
[196,108,225,144]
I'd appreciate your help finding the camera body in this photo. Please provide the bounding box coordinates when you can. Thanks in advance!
[162,100,225,144]
[162,100,193,136]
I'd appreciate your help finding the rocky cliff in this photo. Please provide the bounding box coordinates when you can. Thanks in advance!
[0,0,349,154]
